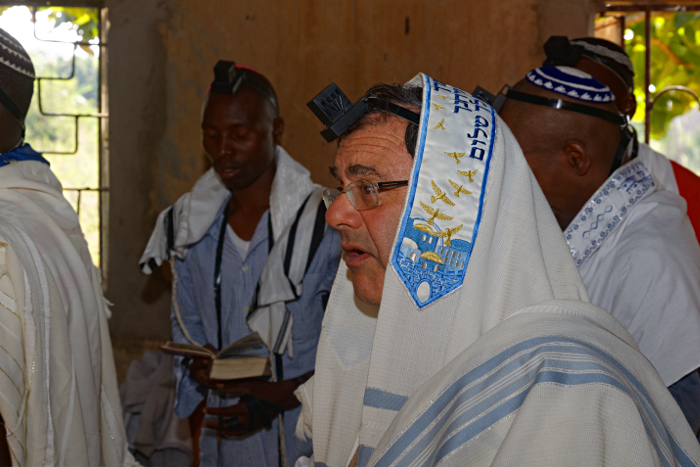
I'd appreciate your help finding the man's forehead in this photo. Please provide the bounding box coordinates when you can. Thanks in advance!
[331,122,410,180]
[203,88,272,122]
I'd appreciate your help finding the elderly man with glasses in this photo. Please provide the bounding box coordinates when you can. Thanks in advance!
[292,75,700,467]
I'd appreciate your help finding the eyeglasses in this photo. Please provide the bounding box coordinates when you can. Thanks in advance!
[323,179,408,210]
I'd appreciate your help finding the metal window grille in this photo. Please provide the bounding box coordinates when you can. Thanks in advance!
[600,2,700,143]
[0,1,108,278]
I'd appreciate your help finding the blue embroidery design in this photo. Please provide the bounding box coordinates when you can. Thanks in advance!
[526,66,614,103]
[391,76,496,308]
[565,160,654,267]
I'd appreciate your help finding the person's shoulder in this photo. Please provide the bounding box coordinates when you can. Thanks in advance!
[605,190,700,274]
[622,188,692,239]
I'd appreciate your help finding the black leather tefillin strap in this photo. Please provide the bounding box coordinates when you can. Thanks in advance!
[307,82,420,142]
[0,86,26,140]
[214,200,231,350]
[0,87,25,127]
[505,89,626,126]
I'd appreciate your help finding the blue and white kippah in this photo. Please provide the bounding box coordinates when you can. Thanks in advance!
[526,66,614,103]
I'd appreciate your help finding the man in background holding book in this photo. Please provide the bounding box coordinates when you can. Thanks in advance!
[140,61,341,466]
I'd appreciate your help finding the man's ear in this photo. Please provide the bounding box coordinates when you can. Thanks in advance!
[563,140,591,176]
[621,93,637,120]
[272,117,285,146]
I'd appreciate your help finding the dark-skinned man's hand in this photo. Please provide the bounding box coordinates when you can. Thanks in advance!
[187,343,219,391]
[202,371,313,437]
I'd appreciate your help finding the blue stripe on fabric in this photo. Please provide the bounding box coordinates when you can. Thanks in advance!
[389,74,431,308]
[396,74,431,256]
[363,388,409,412]
[466,107,496,265]
[358,445,375,467]
[433,370,629,463]
[390,77,498,309]
[372,335,694,467]
[391,354,628,466]
[445,104,496,309]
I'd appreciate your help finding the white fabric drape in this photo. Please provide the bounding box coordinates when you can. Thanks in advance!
[564,147,700,387]
[140,145,323,358]
[0,160,135,466]
[139,145,316,272]
[306,74,700,467]
[637,142,680,194]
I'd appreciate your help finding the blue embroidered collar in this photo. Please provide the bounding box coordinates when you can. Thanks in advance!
[564,159,655,268]
[0,144,50,167]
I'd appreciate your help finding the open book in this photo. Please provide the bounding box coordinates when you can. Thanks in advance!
[161,332,271,381]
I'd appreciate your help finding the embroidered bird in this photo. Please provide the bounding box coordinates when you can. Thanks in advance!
[448,179,473,197]
[420,201,454,225]
[457,168,478,183]
[430,181,455,206]
[433,118,446,130]
[437,95,449,100]
[433,103,446,111]
[414,223,464,246]
[444,152,465,164]
[438,224,464,246]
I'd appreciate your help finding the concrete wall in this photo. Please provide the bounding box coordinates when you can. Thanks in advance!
[105,0,597,372]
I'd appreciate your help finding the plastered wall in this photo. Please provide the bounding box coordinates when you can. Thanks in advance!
[105,0,597,364]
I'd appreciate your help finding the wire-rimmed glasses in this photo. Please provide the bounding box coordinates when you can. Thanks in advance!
[323,179,409,211]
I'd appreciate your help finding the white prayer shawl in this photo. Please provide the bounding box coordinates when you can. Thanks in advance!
[564,153,700,387]
[307,74,700,466]
[247,188,326,358]
[139,146,324,355]
[139,145,315,272]
[0,161,134,466]
[637,142,680,194]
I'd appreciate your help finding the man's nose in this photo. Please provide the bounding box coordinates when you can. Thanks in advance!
[325,192,363,231]
[217,135,236,158]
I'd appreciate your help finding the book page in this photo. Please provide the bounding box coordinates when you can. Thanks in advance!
[160,341,215,359]
[217,332,266,359]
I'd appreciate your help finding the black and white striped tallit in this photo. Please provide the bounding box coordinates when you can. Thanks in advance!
[140,146,325,358]
[247,188,326,358]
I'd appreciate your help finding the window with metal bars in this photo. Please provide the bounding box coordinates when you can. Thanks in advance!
[0,1,108,276]
[597,2,700,174]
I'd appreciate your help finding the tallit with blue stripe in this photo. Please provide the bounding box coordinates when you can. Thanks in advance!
[306,73,700,467]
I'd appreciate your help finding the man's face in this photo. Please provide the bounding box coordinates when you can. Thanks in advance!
[326,118,414,306]
[201,88,283,192]
[0,104,23,153]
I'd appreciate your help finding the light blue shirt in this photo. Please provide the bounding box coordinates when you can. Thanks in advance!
[171,203,341,467]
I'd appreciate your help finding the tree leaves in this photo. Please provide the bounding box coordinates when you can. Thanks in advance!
[625,12,700,139]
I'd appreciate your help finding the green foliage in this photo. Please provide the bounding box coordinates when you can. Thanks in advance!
[44,7,99,54]
[23,49,101,264]
[0,6,102,264]
[625,12,700,139]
